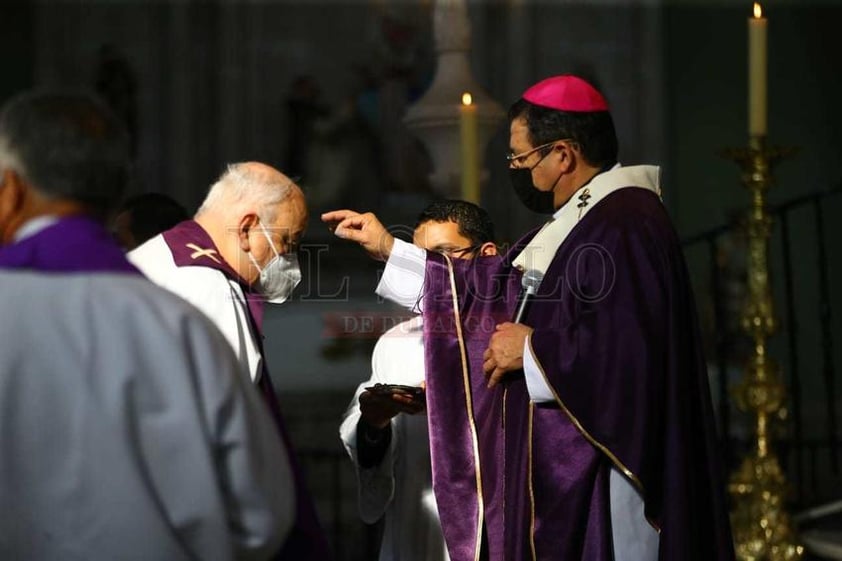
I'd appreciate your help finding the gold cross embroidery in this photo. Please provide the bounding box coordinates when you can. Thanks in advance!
[577,188,591,220]
[185,243,221,264]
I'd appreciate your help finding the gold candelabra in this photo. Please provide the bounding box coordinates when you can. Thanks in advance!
[721,135,802,561]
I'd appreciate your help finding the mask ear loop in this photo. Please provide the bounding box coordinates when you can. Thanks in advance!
[247,222,280,275]
[531,144,564,202]
[258,222,283,261]
[247,251,264,275]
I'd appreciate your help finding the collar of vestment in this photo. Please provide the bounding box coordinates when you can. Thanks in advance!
[162,219,265,330]
[512,164,661,277]
[163,220,246,281]
[0,215,139,274]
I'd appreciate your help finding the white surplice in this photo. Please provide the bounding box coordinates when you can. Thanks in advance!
[129,234,263,382]
[0,271,293,561]
[339,316,449,561]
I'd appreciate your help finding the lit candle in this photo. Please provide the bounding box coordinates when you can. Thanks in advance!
[748,2,767,136]
[460,92,479,203]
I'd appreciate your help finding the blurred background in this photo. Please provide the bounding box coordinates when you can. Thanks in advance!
[1,0,840,559]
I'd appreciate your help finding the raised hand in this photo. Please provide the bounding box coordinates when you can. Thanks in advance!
[322,209,395,261]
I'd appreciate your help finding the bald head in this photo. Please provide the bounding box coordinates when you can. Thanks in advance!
[195,162,307,284]
[196,162,302,223]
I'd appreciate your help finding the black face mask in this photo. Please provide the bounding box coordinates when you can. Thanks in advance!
[509,167,556,214]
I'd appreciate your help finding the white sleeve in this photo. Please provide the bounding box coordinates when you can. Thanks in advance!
[338,337,399,524]
[523,333,556,403]
[121,282,294,560]
[185,312,296,557]
[375,238,427,312]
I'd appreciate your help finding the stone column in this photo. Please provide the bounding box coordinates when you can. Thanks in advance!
[404,0,504,200]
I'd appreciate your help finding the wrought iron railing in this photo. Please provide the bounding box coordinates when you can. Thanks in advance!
[681,182,842,508]
[297,446,381,561]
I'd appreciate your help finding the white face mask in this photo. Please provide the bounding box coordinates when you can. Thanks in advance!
[248,224,302,304]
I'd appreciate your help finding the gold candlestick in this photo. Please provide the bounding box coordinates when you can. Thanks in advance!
[720,136,802,561]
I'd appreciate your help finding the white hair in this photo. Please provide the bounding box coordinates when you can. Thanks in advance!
[195,163,294,223]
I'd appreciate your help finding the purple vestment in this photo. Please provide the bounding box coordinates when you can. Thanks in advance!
[161,220,332,561]
[0,215,139,274]
[423,189,735,561]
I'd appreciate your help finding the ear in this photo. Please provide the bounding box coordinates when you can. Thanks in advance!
[479,242,498,257]
[237,212,260,252]
[553,141,577,173]
[0,169,26,206]
[0,169,28,242]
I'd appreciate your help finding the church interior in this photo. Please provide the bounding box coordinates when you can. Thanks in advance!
[1,0,840,559]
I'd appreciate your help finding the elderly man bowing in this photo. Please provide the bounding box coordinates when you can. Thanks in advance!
[0,90,294,561]
[130,162,330,559]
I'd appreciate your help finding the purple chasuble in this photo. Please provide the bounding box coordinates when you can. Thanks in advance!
[423,189,735,561]
[0,215,139,274]
[162,220,332,560]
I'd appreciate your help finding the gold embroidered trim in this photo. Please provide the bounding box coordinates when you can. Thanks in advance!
[444,255,486,560]
[528,401,537,561]
[526,335,661,533]
[502,386,507,429]
[502,385,507,519]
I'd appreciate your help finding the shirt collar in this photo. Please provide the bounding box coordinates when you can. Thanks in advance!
[13,215,61,242]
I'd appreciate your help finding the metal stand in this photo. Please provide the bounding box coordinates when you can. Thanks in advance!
[721,136,802,561]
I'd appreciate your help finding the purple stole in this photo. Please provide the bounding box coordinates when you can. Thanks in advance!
[0,215,139,274]
[162,220,332,560]
[424,233,532,561]
[424,189,735,561]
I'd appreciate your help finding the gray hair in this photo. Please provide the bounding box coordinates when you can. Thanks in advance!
[0,137,24,175]
[195,163,294,223]
[0,90,130,219]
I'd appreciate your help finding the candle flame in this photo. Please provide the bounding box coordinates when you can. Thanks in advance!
[753,2,762,18]
[462,92,473,106]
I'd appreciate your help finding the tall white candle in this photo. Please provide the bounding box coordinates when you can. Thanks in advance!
[748,2,768,136]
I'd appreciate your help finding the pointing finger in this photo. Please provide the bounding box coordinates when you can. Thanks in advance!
[322,209,360,224]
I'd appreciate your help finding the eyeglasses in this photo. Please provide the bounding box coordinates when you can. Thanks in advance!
[438,245,479,258]
[506,138,574,168]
